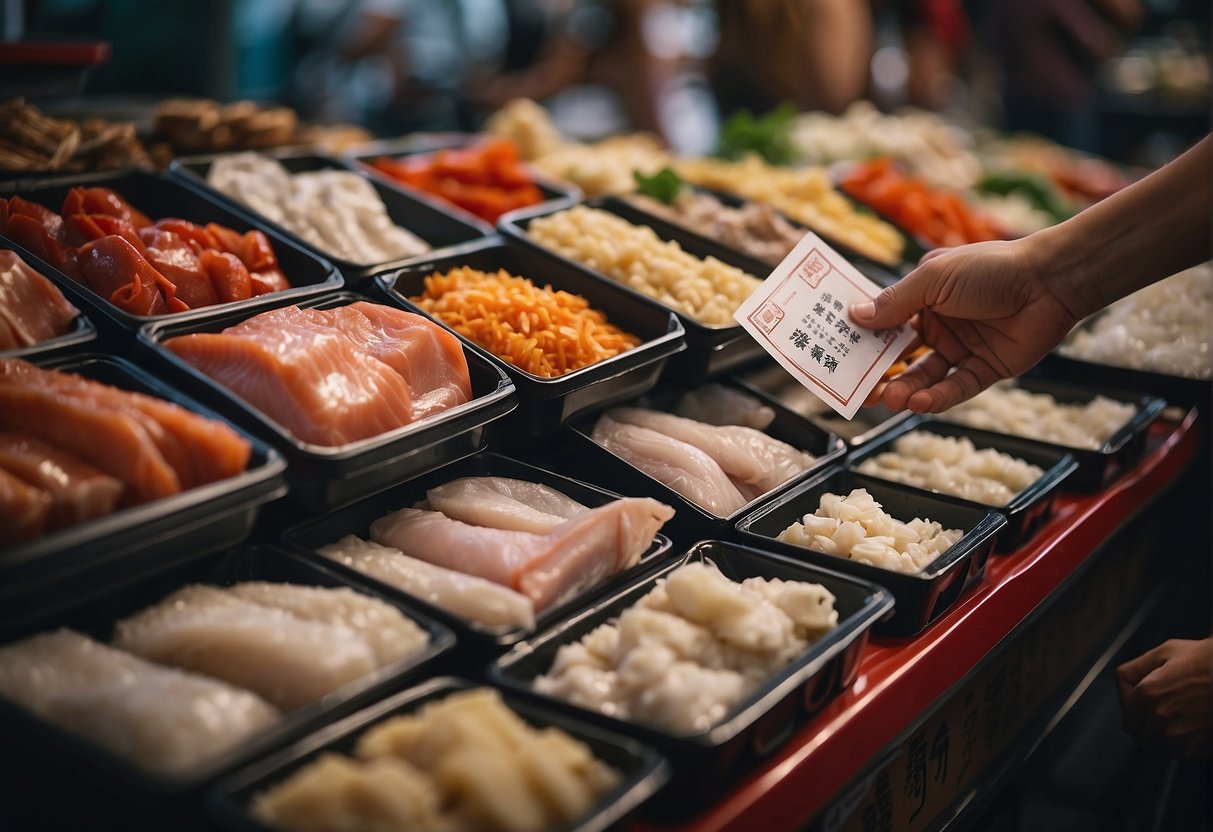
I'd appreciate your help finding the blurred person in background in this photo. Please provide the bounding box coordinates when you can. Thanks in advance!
[896,0,971,111]
[989,0,1143,151]
[710,0,873,117]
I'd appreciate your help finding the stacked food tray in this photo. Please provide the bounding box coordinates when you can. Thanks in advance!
[0,134,1183,832]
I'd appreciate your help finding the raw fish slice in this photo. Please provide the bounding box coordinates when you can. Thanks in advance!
[426,477,588,533]
[199,249,252,303]
[0,314,15,350]
[76,235,188,315]
[0,374,180,503]
[0,250,78,347]
[164,307,416,447]
[0,466,50,544]
[227,581,429,667]
[331,302,472,420]
[0,358,251,490]
[112,584,378,711]
[318,535,536,630]
[140,228,218,309]
[591,413,745,517]
[370,496,673,610]
[64,213,147,251]
[0,432,122,528]
[674,384,776,430]
[0,630,279,775]
[4,212,76,276]
[610,407,815,494]
[61,186,152,228]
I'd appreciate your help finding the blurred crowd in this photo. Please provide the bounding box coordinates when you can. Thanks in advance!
[18,0,1212,162]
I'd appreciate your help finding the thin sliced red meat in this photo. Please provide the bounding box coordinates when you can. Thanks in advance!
[0,432,123,529]
[0,466,50,545]
[62,187,152,228]
[200,250,251,303]
[0,250,79,347]
[77,236,189,315]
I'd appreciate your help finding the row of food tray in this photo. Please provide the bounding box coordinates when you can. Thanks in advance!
[0,137,1196,832]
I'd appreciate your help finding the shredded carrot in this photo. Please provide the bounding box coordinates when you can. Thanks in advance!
[411,266,641,378]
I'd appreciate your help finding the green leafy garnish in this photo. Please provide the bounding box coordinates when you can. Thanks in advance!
[714,103,799,166]
[977,170,1073,223]
[633,167,685,204]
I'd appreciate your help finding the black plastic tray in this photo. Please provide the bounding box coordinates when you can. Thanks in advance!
[0,169,343,342]
[932,377,1166,492]
[280,451,674,653]
[735,468,1005,636]
[490,540,892,817]
[136,290,517,512]
[349,136,582,226]
[847,418,1078,552]
[630,186,907,286]
[1039,342,1211,412]
[0,354,288,635]
[376,236,686,434]
[735,358,916,447]
[559,379,847,541]
[169,150,493,284]
[499,196,772,381]
[209,676,668,832]
[0,545,454,805]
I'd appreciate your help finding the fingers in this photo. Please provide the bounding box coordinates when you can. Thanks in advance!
[882,350,951,410]
[906,356,1005,413]
[850,263,939,331]
[1118,644,1168,687]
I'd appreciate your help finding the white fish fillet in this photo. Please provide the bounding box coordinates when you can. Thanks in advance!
[591,413,746,517]
[609,407,815,494]
[113,584,380,711]
[370,496,674,610]
[675,383,776,430]
[426,476,588,533]
[226,582,429,667]
[318,535,536,630]
[0,629,279,775]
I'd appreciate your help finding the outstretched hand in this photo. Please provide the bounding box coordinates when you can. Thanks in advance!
[851,240,1081,413]
[1116,637,1213,758]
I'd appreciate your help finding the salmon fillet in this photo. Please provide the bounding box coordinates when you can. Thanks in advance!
[0,432,124,529]
[0,251,79,349]
[0,466,51,545]
[164,307,417,447]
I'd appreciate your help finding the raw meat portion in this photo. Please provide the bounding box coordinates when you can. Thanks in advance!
[674,383,776,431]
[0,250,78,349]
[226,581,428,667]
[138,228,218,309]
[0,629,279,775]
[0,465,50,544]
[76,235,188,316]
[318,535,536,630]
[164,307,417,447]
[0,432,122,528]
[112,583,413,711]
[425,477,588,534]
[62,187,151,228]
[591,413,746,517]
[608,407,815,495]
[370,496,673,610]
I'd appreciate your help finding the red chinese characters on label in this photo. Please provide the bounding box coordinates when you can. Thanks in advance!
[734,232,914,419]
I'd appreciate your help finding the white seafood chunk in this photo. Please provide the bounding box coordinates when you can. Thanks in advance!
[425,476,588,534]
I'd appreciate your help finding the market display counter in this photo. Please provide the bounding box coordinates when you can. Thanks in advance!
[634,407,1205,832]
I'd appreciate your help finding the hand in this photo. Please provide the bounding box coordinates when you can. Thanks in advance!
[1116,637,1213,758]
[850,239,1081,413]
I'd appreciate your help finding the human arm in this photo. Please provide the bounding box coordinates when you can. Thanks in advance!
[852,135,1211,413]
[1116,637,1213,758]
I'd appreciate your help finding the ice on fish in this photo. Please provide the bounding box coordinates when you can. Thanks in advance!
[426,476,588,534]
[0,629,279,774]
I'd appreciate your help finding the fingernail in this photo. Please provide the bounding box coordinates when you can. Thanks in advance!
[851,301,875,320]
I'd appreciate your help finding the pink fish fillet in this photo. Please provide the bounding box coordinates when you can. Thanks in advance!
[369,497,675,610]
[0,431,123,529]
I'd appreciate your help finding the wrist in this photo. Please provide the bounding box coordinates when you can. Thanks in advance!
[1021,224,1094,323]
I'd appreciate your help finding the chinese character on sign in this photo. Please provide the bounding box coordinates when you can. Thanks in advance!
[861,770,893,832]
[822,292,833,304]
[931,722,950,784]
[823,355,839,373]
[810,344,825,363]
[957,692,978,784]
[833,299,844,313]
[825,311,836,324]
[905,730,928,822]
[813,303,826,317]
[789,329,810,350]
[850,330,862,345]
[836,319,852,337]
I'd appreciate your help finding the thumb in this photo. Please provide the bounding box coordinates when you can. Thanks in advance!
[850,267,933,330]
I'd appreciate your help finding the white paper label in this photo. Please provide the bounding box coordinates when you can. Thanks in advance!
[734,232,915,420]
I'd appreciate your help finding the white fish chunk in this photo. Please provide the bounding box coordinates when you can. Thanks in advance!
[318,535,536,630]
[674,383,776,430]
[0,629,279,775]
[426,476,588,533]
[592,413,745,517]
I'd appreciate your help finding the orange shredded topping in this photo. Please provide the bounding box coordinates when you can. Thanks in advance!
[411,266,641,378]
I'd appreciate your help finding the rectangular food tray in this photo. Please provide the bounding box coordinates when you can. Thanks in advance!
[489,540,892,817]
[0,354,287,635]
[169,150,493,284]
[1037,346,1210,413]
[376,235,686,434]
[734,467,1006,636]
[557,379,847,541]
[847,417,1078,552]
[280,450,674,653]
[0,169,343,341]
[932,377,1166,492]
[499,196,773,381]
[136,290,517,512]
[0,545,454,803]
[209,676,668,832]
